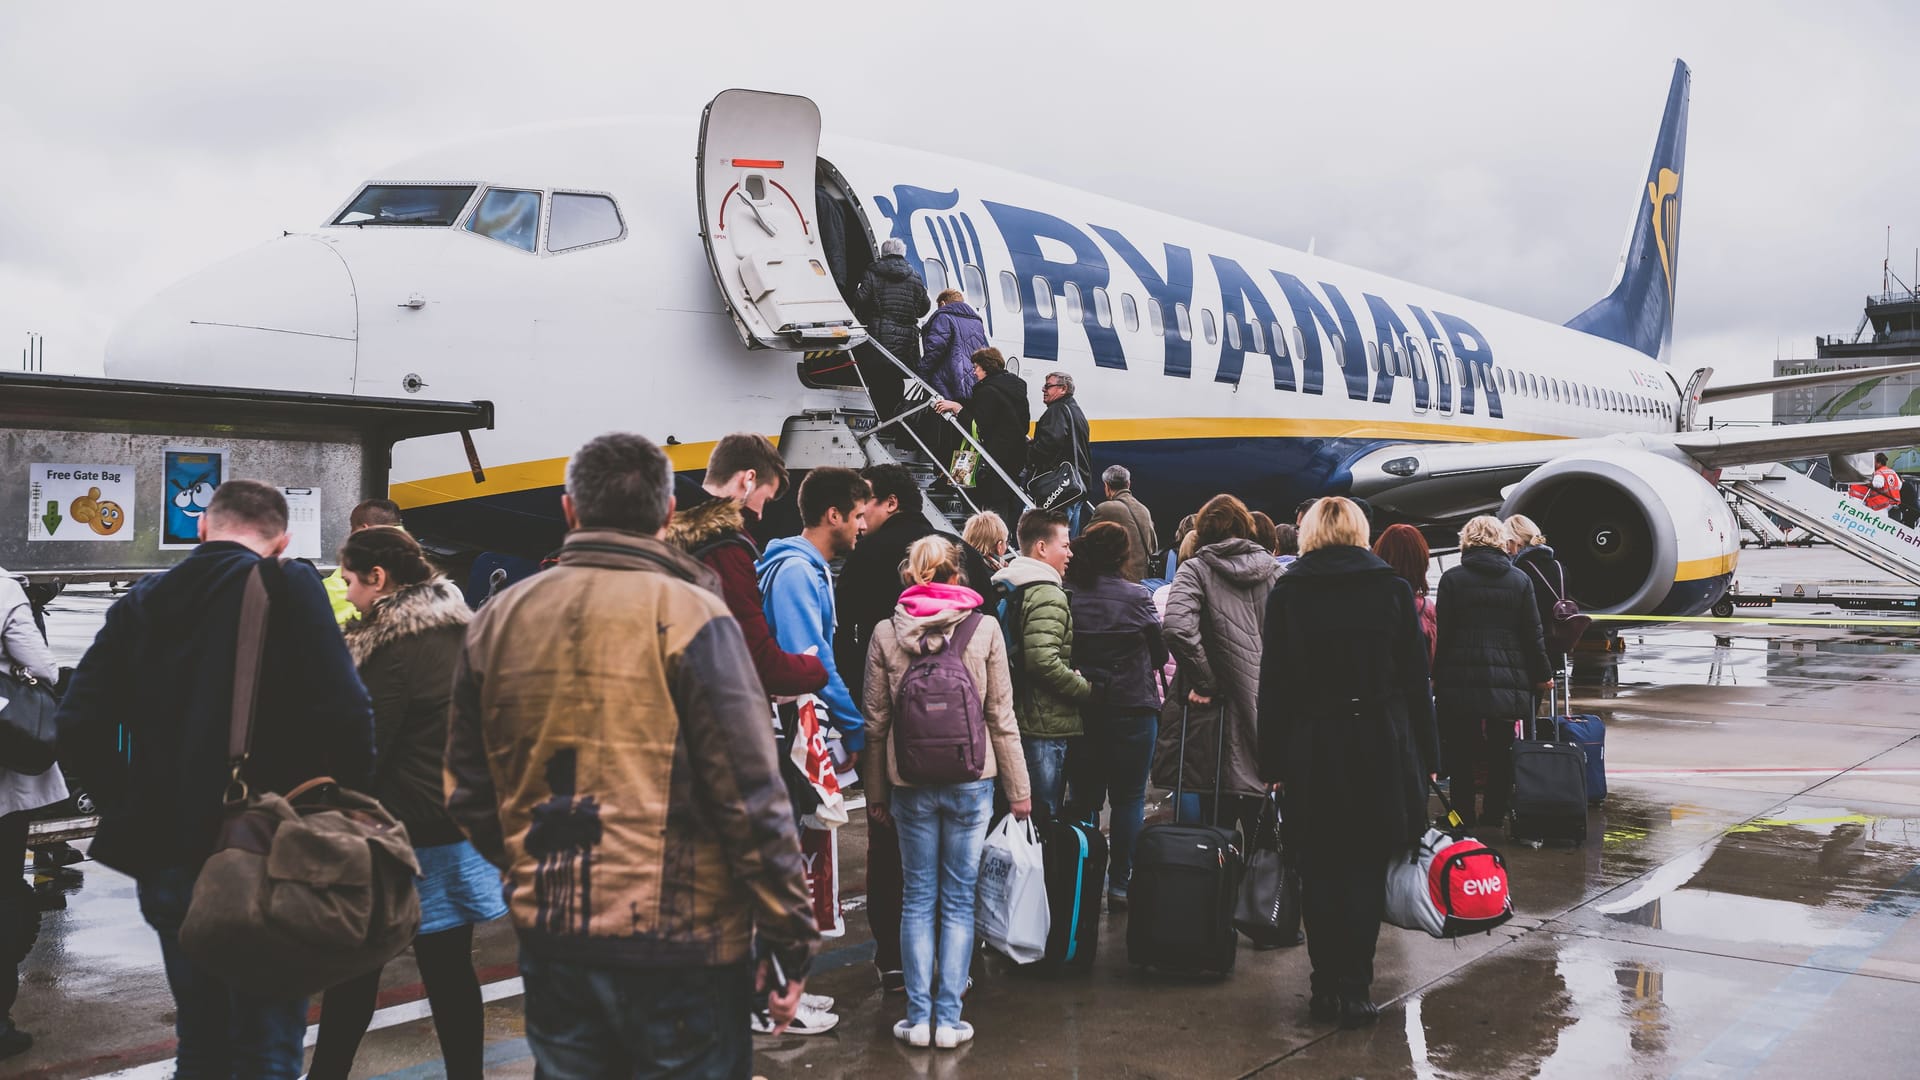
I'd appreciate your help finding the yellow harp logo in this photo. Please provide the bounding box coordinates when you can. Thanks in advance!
[1646,167,1680,304]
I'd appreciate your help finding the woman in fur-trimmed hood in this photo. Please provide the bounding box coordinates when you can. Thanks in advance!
[312,526,502,1080]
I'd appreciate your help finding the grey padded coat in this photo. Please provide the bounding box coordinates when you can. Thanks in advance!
[1154,538,1283,798]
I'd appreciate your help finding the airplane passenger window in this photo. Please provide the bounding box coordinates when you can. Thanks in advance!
[1063,282,1084,323]
[1528,373,1540,397]
[1272,322,1287,357]
[1148,299,1164,336]
[1201,309,1218,346]
[1249,318,1265,353]
[1393,343,1407,377]
[1122,293,1140,332]
[1032,276,1055,319]
[924,258,950,297]
[1092,287,1114,329]
[334,184,476,226]
[1456,356,1469,388]
[466,188,541,252]
[548,193,624,252]
[962,264,987,309]
[1224,314,1241,350]
[1291,326,1306,362]
[1001,271,1022,312]
[1367,341,1381,373]
[1176,303,1193,342]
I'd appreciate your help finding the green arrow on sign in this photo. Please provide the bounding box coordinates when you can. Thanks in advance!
[42,501,61,535]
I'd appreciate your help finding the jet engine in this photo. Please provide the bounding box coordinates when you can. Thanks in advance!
[1498,449,1737,616]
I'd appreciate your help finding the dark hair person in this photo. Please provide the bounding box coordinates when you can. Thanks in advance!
[1157,494,1279,837]
[1372,523,1436,660]
[1256,497,1437,1029]
[310,527,502,1080]
[1064,522,1168,909]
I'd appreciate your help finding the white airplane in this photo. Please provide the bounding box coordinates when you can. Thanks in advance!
[104,60,1920,616]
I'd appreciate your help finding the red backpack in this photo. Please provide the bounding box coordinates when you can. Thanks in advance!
[1427,837,1513,934]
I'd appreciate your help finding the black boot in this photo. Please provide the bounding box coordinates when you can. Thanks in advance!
[1337,997,1379,1029]
[1308,993,1341,1022]
[0,1022,31,1059]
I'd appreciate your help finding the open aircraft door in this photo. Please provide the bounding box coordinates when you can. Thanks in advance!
[697,90,866,352]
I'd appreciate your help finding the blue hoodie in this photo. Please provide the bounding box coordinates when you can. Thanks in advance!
[757,536,865,750]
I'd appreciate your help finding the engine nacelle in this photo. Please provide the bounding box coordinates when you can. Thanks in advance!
[1499,449,1737,616]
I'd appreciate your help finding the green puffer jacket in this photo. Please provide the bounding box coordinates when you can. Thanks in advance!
[991,556,1092,738]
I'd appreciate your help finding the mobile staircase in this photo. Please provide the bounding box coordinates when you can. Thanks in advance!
[1723,464,1920,589]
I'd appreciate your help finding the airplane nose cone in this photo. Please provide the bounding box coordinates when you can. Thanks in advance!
[106,234,357,394]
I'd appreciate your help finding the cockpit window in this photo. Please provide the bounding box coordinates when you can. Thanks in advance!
[333,184,475,226]
[466,188,541,252]
[548,193,624,252]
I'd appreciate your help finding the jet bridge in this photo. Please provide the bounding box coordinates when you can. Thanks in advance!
[1722,464,1920,590]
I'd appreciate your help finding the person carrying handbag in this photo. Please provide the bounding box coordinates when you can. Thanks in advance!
[0,569,65,1059]
[1255,498,1439,1029]
[55,481,374,1079]
[1029,371,1094,533]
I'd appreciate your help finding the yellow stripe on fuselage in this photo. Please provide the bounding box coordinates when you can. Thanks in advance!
[390,418,1565,511]
[1675,552,1737,582]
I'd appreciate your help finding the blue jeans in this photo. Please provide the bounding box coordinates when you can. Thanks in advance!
[892,779,993,1028]
[1023,736,1073,820]
[519,953,753,1079]
[1064,500,1085,536]
[1066,709,1157,894]
[136,865,309,1080]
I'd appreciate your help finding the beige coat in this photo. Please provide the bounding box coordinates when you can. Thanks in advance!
[861,586,1031,806]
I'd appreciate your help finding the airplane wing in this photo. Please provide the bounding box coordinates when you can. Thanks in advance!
[1348,414,1920,520]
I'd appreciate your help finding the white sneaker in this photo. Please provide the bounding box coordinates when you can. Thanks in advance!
[934,1021,974,1048]
[893,1019,932,1047]
[801,991,836,1012]
[751,1004,840,1036]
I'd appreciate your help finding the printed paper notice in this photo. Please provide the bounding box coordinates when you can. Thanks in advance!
[281,487,323,561]
[28,464,136,542]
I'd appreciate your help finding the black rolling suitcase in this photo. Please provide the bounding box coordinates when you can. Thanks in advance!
[1510,677,1589,844]
[1127,705,1243,976]
[1035,814,1107,972]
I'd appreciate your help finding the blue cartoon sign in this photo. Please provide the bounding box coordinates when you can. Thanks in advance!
[161,447,224,548]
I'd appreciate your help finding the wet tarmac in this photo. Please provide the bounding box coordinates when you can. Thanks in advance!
[9,545,1920,1078]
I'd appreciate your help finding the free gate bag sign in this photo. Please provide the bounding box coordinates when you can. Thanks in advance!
[28,463,136,542]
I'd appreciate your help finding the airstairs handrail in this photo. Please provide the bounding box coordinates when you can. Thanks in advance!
[849,339,1036,517]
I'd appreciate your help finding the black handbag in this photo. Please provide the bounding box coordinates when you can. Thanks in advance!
[1232,791,1302,947]
[0,668,59,775]
[1024,461,1086,511]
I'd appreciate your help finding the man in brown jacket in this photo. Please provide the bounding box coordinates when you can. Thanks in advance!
[445,432,818,1074]
[1090,465,1158,582]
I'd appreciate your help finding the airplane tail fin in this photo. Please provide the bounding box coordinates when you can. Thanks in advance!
[1565,59,1690,361]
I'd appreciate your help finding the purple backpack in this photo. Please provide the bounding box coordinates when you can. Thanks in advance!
[893,613,988,785]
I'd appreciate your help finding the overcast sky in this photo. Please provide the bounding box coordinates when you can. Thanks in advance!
[3,2,1915,422]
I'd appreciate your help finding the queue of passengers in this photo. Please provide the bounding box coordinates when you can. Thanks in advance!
[0,423,1572,1076]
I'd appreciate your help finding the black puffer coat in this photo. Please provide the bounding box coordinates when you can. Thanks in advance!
[1256,545,1438,850]
[1513,543,1571,670]
[1432,547,1551,723]
[855,253,930,360]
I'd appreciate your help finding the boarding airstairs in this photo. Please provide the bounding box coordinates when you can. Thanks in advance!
[848,341,1033,533]
[1727,491,1791,547]
[1725,465,1920,588]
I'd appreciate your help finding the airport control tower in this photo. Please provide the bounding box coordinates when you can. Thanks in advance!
[1775,284,1920,469]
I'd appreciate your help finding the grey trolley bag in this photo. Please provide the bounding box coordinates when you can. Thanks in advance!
[1127,704,1244,975]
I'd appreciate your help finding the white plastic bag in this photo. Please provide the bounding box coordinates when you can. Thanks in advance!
[976,816,1049,964]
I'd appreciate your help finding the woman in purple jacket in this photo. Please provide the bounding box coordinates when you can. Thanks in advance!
[920,290,990,459]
